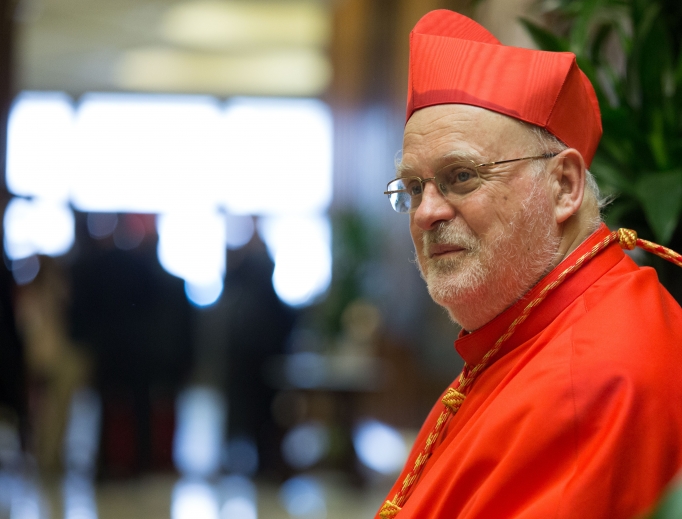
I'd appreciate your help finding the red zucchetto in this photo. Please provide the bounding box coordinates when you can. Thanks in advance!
[406,10,602,166]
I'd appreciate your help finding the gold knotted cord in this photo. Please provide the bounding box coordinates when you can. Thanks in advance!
[441,388,466,413]
[378,228,682,518]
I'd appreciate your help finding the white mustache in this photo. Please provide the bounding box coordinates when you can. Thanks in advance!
[423,221,480,253]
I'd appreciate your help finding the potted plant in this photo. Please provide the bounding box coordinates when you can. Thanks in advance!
[521,0,682,297]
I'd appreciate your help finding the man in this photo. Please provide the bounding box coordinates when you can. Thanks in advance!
[376,10,682,519]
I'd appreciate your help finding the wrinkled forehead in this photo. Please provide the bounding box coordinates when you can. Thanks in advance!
[400,104,537,171]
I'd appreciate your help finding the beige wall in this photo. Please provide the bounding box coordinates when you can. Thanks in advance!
[475,0,542,48]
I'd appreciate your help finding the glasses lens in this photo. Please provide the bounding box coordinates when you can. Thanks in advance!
[436,162,480,197]
[386,178,423,213]
[389,191,411,213]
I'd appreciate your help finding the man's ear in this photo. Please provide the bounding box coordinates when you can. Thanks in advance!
[549,148,585,224]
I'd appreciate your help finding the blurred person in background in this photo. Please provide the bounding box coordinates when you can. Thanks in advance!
[0,257,27,462]
[70,213,192,477]
[14,256,90,474]
[222,229,296,477]
[377,10,682,519]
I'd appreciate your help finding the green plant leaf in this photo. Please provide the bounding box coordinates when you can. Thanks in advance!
[568,0,600,53]
[635,1,661,42]
[522,0,682,245]
[647,109,670,170]
[675,48,682,87]
[648,481,682,518]
[590,22,613,64]
[635,170,682,244]
[602,198,638,229]
[590,155,636,195]
[518,19,569,52]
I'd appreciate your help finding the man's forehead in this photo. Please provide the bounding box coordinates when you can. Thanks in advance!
[399,104,531,173]
[404,104,524,138]
[397,149,480,177]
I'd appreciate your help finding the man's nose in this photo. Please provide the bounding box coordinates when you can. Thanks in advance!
[412,180,456,230]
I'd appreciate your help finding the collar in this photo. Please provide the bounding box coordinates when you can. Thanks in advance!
[454,224,624,366]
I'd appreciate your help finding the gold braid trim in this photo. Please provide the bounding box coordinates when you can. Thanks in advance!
[442,387,466,413]
[379,229,682,517]
[617,228,638,250]
[379,500,401,518]
[616,227,682,266]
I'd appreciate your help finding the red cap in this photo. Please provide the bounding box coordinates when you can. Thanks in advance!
[407,10,602,167]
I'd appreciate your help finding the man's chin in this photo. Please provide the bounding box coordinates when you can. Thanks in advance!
[426,274,482,307]
[428,288,480,330]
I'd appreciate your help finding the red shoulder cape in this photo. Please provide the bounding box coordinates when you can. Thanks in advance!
[377,225,682,518]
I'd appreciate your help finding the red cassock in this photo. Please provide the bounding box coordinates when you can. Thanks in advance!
[376,224,682,518]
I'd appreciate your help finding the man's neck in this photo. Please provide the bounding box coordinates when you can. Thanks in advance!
[554,211,602,268]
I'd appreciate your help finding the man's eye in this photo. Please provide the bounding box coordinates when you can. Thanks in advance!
[437,165,480,195]
[442,166,476,185]
[405,179,423,196]
[455,169,474,182]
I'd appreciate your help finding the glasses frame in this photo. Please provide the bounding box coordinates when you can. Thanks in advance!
[384,152,558,213]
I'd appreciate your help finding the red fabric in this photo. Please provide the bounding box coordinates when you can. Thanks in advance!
[406,10,602,167]
[376,224,682,518]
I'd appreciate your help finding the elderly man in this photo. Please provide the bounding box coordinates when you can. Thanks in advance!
[377,10,682,519]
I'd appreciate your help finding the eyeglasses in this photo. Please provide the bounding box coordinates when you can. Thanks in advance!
[384,153,558,213]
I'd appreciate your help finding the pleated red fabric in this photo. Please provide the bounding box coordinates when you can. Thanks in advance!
[406,10,602,167]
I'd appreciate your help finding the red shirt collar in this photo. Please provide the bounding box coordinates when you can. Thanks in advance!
[455,224,624,365]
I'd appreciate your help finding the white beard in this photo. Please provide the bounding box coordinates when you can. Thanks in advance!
[418,180,561,330]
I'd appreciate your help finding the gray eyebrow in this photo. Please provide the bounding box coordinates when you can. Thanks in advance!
[396,150,482,178]
[395,162,415,178]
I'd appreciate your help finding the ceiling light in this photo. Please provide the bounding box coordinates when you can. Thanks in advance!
[115,46,331,96]
[160,0,331,51]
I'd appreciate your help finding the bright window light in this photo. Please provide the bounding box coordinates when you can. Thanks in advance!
[281,421,329,470]
[258,215,331,306]
[221,497,256,519]
[219,477,257,519]
[6,91,74,202]
[173,387,225,478]
[4,198,75,260]
[63,388,101,474]
[353,420,407,475]
[62,474,98,519]
[221,98,332,215]
[71,93,225,213]
[11,256,40,286]
[157,211,226,286]
[279,476,326,519]
[172,480,220,519]
[5,93,333,307]
[225,214,255,250]
[8,477,49,519]
[185,279,224,308]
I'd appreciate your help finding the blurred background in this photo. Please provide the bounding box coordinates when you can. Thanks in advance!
[1,0,681,518]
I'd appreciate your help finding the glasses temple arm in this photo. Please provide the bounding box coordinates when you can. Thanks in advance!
[478,152,558,168]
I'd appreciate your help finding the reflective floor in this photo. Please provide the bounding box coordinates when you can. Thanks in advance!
[1,470,392,519]
[1,383,410,519]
